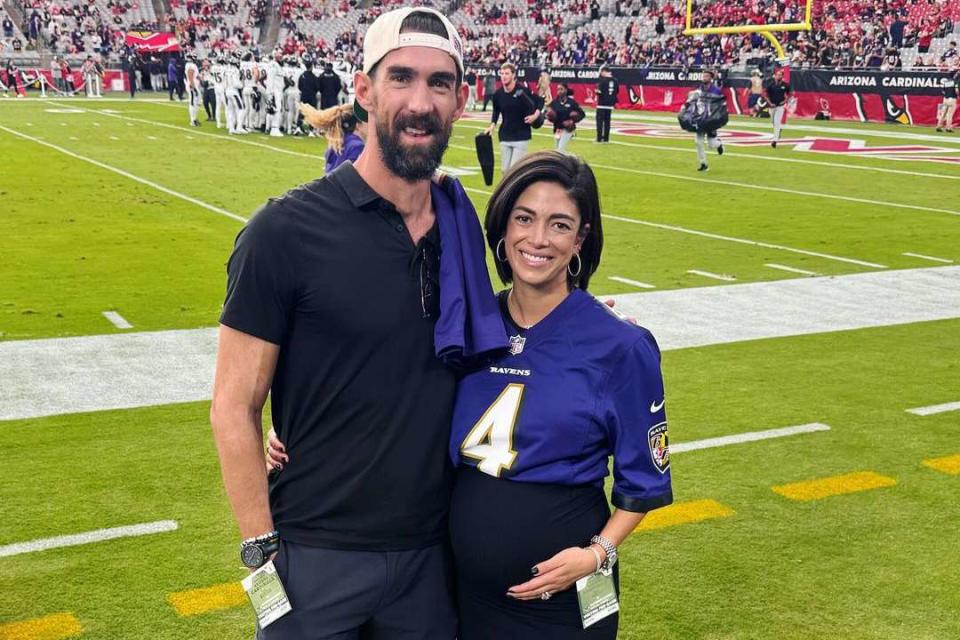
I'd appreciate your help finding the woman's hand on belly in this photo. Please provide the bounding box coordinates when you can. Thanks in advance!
[505,547,598,601]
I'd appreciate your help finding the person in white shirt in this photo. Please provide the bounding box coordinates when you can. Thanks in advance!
[240,51,259,131]
[225,52,247,134]
[185,53,202,126]
[212,54,228,129]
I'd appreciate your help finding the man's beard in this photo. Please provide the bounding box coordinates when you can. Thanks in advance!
[376,111,452,182]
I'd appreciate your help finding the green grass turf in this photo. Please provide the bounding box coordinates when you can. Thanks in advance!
[0,320,957,638]
[0,98,958,638]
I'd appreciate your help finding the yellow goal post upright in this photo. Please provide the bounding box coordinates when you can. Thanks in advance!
[683,0,813,62]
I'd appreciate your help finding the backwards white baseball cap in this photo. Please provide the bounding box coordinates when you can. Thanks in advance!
[354,6,464,122]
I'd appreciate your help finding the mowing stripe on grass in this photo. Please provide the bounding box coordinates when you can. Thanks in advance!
[772,471,896,502]
[688,269,736,282]
[101,311,132,329]
[590,162,960,217]
[634,499,734,532]
[902,252,954,264]
[0,125,248,224]
[168,582,246,617]
[0,520,178,558]
[922,454,960,475]
[0,613,82,640]
[54,101,324,161]
[672,423,831,454]
[765,263,819,276]
[905,401,960,416]
[608,276,656,289]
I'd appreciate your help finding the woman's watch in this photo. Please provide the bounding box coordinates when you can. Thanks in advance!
[590,534,618,575]
[240,530,280,569]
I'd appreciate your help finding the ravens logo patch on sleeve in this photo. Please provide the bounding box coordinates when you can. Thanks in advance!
[648,422,670,474]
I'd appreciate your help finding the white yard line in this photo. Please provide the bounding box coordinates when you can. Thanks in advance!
[765,263,819,276]
[609,276,656,289]
[672,423,831,454]
[102,311,133,329]
[602,214,888,269]
[903,252,954,264]
[464,187,888,270]
[0,125,248,224]
[0,520,178,559]
[688,269,736,281]
[905,401,960,416]
[589,162,960,218]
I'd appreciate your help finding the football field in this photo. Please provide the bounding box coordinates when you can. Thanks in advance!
[1,97,959,639]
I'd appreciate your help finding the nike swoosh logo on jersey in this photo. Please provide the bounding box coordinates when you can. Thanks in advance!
[650,399,665,413]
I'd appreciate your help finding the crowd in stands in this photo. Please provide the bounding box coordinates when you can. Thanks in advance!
[3,0,959,73]
[168,0,267,55]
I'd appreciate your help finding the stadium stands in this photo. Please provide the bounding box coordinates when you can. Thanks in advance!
[168,0,265,57]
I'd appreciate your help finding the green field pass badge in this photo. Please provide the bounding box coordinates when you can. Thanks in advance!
[241,560,292,628]
[576,572,619,628]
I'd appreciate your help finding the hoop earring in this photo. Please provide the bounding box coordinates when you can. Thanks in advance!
[568,253,582,278]
[496,238,507,263]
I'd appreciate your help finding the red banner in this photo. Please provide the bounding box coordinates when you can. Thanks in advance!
[124,31,180,53]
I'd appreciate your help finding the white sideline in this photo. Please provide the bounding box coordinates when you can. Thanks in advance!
[0,124,248,224]
[905,401,960,416]
[0,520,179,558]
[2,267,959,422]
[672,423,831,454]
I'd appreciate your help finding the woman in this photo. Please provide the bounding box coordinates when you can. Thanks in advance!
[546,83,585,151]
[299,102,366,173]
[483,62,542,172]
[268,152,673,638]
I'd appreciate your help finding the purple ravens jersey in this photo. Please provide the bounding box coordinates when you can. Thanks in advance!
[449,289,673,513]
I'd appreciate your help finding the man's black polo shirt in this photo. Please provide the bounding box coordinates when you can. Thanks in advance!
[220,162,456,551]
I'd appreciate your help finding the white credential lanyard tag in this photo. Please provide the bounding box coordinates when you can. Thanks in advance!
[576,571,620,629]
[241,560,292,628]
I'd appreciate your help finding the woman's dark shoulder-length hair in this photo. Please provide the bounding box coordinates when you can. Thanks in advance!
[484,150,603,291]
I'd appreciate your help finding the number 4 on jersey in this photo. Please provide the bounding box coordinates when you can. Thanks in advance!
[460,383,525,477]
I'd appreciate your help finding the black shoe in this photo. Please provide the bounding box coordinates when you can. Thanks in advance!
[947,129,955,133]
[936,127,943,132]
[698,163,708,172]
[771,141,777,148]
[717,144,724,155]
[192,120,201,127]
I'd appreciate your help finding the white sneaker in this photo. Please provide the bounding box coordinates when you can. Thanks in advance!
[270,129,283,137]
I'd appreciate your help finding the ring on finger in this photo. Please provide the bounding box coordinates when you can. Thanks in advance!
[540,591,552,600]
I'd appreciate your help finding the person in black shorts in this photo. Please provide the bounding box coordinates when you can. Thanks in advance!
[211,7,504,640]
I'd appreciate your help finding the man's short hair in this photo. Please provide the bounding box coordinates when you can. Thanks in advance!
[500,62,517,74]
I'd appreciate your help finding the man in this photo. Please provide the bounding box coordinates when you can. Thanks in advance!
[282,54,302,134]
[201,57,216,121]
[764,66,791,148]
[211,7,495,639]
[262,49,285,136]
[686,69,725,172]
[595,63,618,142]
[317,61,341,109]
[464,67,477,110]
[212,54,228,129]
[225,52,247,134]
[185,52,202,126]
[240,51,259,131]
[748,68,763,116]
[50,56,61,96]
[546,82,585,151]
[936,70,957,133]
[483,62,541,172]
[482,69,496,110]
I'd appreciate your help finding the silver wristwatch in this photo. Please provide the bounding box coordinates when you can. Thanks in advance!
[590,534,618,575]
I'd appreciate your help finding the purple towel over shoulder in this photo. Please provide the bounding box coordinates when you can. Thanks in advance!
[430,173,509,366]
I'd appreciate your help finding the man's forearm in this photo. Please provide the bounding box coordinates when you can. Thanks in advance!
[211,409,275,539]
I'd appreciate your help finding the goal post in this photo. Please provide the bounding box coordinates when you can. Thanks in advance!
[683,0,813,60]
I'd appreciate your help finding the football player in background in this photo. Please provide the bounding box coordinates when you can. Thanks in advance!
[185,52,202,127]
[212,53,228,129]
[263,49,285,137]
[241,51,259,132]
[225,52,247,134]
[282,55,303,135]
